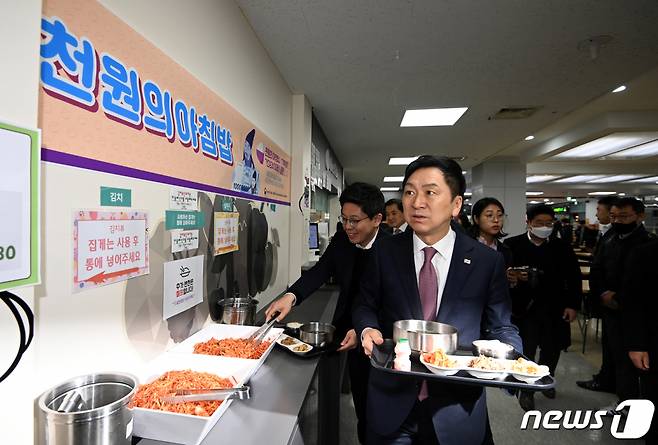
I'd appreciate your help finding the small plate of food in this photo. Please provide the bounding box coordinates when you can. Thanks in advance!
[465,355,509,379]
[276,334,314,355]
[509,358,550,383]
[419,348,465,376]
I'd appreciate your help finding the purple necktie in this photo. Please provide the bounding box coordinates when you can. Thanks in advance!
[418,246,438,401]
[419,247,438,321]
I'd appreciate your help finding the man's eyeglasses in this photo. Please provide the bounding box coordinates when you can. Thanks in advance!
[340,216,369,228]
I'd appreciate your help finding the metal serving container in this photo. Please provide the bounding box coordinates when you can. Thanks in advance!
[37,372,138,445]
[218,297,259,325]
[472,339,514,359]
[393,320,458,354]
[299,322,335,347]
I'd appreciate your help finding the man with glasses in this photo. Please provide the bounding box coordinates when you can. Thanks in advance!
[266,182,389,443]
[505,204,581,411]
[589,197,655,416]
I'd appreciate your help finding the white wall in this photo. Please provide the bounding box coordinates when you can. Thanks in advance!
[0,1,295,443]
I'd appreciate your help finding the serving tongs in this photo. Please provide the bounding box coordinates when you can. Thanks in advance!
[162,385,251,403]
[246,311,279,345]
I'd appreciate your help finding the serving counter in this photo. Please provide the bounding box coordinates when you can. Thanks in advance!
[135,286,340,445]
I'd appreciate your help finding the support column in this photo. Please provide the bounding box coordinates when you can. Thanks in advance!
[289,94,312,285]
[471,157,527,238]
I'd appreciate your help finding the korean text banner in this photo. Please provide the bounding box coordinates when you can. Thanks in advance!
[39,0,291,205]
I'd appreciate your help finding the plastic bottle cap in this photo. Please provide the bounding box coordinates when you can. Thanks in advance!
[398,338,408,343]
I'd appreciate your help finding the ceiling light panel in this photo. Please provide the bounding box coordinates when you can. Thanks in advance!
[552,133,658,159]
[400,107,468,127]
[553,175,607,183]
[388,156,419,165]
[587,174,646,183]
[605,139,658,159]
[525,191,544,196]
[588,191,617,196]
[627,176,658,183]
[526,175,561,183]
[380,187,400,192]
[383,176,404,182]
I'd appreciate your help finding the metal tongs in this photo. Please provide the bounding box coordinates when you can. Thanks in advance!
[246,311,279,345]
[162,385,251,404]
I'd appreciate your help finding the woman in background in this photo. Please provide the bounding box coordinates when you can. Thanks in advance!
[469,197,515,284]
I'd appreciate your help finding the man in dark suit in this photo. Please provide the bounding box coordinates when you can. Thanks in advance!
[266,182,389,444]
[353,156,522,444]
[386,198,408,234]
[624,239,658,443]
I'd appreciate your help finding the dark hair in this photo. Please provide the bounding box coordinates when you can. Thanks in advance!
[385,198,403,213]
[612,197,645,215]
[470,197,507,238]
[527,204,555,221]
[402,155,466,199]
[597,196,618,210]
[339,182,385,219]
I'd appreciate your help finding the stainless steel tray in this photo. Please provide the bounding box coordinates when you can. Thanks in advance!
[370,339,555,391]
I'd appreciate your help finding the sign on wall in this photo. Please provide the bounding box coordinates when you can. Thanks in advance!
[169,188,198,211]
[73,210,149,292]
[213,212,239,255]
[163,255,204,320]
[39,0,291,205]
[0,121,40,291]
[171,230,199,253]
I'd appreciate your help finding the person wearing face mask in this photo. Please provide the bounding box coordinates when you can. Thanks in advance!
[588,197,656,416]
[577,196,618,393]
[504,204,581,411]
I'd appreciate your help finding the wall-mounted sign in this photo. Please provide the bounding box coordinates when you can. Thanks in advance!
[163,255,204,320]
[169,188,198,211]
[165,210,205,230]
[0,121,40,291]
[171,230,199,253]
[39,0,291,205]
[100,186,132,207]
[213,212,239,255]
[73,210,149,292]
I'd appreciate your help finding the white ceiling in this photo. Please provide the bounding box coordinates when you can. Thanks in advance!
[236,0,658,197]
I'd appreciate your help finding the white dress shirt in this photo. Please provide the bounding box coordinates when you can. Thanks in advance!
[356,228,379,250]
[412,228,456,318]
[394,222,408,234]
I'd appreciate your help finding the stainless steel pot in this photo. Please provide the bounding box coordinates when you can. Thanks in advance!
[299,322,335,347]
[393,320,458,354]
[37,372,138,445]
[218,297,258,325]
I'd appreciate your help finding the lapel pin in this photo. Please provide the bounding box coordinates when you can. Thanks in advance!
[464,258,471,264]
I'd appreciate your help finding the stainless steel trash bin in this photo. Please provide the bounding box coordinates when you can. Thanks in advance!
[37,372,138,445]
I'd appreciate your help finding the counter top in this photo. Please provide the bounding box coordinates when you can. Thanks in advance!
[136,286,339,445]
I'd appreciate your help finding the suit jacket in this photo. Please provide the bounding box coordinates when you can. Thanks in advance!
[288,228,390,336]
[353,229,521,442]
[623,239,658,369]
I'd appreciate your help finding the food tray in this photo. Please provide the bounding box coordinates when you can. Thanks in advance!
[168,323,283,381]
[132,352,255,445]
[370,339,555,391]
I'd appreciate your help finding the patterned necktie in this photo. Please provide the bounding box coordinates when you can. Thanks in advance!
[418,246,438,401]
[419,247,438,321]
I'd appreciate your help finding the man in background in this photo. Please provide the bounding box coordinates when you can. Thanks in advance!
[505,204,581,411]
[577,196,618,393]
[385,198,408,234]
[589,197,655,415]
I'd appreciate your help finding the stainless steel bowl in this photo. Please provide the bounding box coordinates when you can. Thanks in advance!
[37,372,138,445]
[299,322,335,347]
[393,320,458,354]
[217,298,259,325]
[472,340,514,359]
